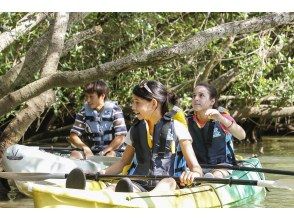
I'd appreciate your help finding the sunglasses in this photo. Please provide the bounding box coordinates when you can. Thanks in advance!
[139,80,154,96]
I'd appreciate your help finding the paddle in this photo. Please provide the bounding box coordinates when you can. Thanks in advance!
[1,169,293,190]
[0,172,68,181]
[85,173,294,190]
[201,164,294,176]
[40,146,85,153]
[39,146,124,154]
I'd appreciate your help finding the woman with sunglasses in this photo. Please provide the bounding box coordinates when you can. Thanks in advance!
[98,80,203,192]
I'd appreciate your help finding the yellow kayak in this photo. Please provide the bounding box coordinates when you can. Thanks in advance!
[32,157,266,208]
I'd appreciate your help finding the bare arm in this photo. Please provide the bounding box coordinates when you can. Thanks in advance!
[102,134,125,154]
[68,132,94,157]
[179,139,203,186]
[180,140,202,174]
[68,132,88,148]
[205,109,246,140]
[100,145,134,175]
[217,115,246,140]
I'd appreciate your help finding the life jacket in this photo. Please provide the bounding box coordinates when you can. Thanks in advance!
[187,107,236,165]
[83,101,116,152]
[128,110,187,178]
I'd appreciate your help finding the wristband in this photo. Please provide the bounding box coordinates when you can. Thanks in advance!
[226,120,234,129]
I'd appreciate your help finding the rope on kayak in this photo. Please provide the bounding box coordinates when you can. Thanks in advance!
[126,160,266,202]
[242,160,264,180]
[126,186,215,201]
[209,184,224,208]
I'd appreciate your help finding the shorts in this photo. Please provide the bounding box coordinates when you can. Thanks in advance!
[203,163,233,175]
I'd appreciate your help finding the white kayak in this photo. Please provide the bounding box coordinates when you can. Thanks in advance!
[2,144,119,196]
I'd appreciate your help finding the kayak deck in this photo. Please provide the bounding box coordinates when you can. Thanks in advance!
[3,144,118,197]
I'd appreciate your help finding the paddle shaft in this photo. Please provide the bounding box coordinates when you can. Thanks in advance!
[201,164,294,176]
[39,146,124,154]
[86,174,294,189]
[86,174,261,187]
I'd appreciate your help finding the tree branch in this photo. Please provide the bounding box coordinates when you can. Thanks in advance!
[0,12,293,117]
[212,67,239,92]
[232,106,294,119]
[0,13,91,99]
[200,35,235,82]
[0,13,47,52]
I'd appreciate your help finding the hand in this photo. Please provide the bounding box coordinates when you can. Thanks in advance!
[205,109,222,121]
[98,146,110,156]
[82,146,94,158]
[98,150,105,156]
[179,170,202,186]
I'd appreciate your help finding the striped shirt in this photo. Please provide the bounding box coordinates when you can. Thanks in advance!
[70,102,127,146]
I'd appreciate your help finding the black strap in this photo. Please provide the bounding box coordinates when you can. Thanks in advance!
[227,140,237,165]
[159,121,171,155]
[158,109,178,155]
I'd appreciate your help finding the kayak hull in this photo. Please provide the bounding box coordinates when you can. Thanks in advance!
[32,157,266,208]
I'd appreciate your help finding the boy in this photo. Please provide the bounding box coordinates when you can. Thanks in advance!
[69,80,127,158]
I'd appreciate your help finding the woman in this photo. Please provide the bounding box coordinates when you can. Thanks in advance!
[99,80,203,192]
[187,82,246,178]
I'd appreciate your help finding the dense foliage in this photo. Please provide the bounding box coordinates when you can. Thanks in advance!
[0,12,293,142]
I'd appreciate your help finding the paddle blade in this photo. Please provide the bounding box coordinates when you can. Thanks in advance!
[258,179,294,190]
[0,172,66,181]
[274,179,294,190]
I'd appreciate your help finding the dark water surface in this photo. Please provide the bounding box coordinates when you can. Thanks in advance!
[1,136,293,208]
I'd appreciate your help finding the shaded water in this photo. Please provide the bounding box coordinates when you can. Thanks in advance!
[0,136,293,208]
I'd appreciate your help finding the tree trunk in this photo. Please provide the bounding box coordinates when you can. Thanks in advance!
[0,13,69,156]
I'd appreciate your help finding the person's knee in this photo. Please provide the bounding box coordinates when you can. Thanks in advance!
[70,151,83,159]
[212,170,228,178]
[105,151,116,157]
[153,178,177,191]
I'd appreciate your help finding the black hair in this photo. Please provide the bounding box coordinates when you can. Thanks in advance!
[195,82,219,109]
[84,80,109,99]
[133,80,178,115]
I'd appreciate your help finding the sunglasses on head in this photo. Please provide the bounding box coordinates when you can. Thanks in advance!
[139,80,154,96]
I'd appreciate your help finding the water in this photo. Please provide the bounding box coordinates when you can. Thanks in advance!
[235,136,294,208]
[0,136,293,208]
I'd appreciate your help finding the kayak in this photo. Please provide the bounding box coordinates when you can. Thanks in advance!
[31,157,266,208]
[2,144,119,196]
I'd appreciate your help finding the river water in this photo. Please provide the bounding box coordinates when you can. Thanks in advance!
[235,136,294,208]
[0,136,293,208]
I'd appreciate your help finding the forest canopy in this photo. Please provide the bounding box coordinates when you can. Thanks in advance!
[0,12,293,155]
